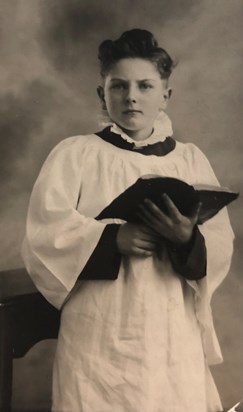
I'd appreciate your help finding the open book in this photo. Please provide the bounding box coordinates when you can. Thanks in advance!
[97,175,238,224]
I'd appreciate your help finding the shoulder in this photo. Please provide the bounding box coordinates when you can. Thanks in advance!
[175,140,218,185]
[175,140,211,166]
[36,133,104,179]
[44,132,103,164]
[50,133,101,155]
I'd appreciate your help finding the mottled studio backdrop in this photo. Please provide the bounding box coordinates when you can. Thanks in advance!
[0,0,242,410]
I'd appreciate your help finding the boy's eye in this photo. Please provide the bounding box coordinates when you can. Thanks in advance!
[110,83,126,90]
[139,82,153,89]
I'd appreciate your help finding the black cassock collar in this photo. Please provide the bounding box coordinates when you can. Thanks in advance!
[96,126,176,157]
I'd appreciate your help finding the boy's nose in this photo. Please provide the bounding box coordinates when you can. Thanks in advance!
[125,85,137,103]
[126,96,136,103]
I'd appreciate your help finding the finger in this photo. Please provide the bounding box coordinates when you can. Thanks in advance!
[143,198,169,221]
[133,247,153,257]
[161,193,181,222]
[137,210,162,232]
[135,239,157,251]
[139,202,169,226]
[189,201,202,224]
[140,233,160,242]
[137,211,169,238]
[138,224,161,238]
[137,209,154,225]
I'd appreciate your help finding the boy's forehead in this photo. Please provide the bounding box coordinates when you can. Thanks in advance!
[109,77,158,82]
[106,58,161,80]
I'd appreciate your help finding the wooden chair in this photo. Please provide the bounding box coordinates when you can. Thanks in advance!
[0,268,60,412]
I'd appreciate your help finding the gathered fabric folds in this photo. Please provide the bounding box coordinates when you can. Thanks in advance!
[22,119,234,412]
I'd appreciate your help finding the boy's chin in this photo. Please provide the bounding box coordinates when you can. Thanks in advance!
[118,125,144,135]
[118,121,149,133]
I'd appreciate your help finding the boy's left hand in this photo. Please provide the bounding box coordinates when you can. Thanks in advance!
[137,194,201,245]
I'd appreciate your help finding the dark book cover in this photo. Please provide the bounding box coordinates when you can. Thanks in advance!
[97,175,239,224]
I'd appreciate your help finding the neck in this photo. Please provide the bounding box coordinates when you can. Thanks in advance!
[117,124,154,141]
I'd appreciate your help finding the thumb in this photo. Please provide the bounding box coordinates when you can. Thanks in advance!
[189,201,202,225]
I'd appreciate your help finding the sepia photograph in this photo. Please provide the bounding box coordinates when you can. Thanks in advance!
[0,1,242,411]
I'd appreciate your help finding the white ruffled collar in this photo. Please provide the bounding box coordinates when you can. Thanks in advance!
[100,111,173,148]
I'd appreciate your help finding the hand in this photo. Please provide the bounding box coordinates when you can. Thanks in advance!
[137,194,201,245]
[116,223,159,257]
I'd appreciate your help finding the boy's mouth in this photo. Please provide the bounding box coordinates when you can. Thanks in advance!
[123,109,142,114]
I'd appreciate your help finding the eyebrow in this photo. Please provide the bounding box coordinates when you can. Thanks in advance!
[110,78,157,82]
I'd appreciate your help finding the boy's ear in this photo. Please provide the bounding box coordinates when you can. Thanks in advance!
[97,86,107,110]
[167,88,172,99]
[161,88,172,109]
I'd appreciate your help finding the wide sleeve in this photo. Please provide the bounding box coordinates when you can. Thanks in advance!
[184,144,235,364]
[167,226,207,280]
[186,144,235,298]
[21,137,120,309]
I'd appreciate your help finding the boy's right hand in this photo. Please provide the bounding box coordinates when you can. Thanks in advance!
[116,223,159,257]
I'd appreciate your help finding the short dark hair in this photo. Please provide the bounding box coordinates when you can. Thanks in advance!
[98,29,174,79]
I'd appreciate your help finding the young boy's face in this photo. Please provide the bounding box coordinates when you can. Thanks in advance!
[99,58,171,141]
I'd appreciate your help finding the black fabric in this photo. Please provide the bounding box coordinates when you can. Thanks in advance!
[79,224,121,280]
[167,226,207,280]
[96,126,176,156]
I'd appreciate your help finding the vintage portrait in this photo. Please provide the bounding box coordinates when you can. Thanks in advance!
[0,1,242,411]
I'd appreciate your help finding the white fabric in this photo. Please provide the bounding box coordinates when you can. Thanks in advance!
[110,110,173,146]
[22,118,234,412]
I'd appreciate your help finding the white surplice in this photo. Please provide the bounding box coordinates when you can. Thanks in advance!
[22,114,234,412]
